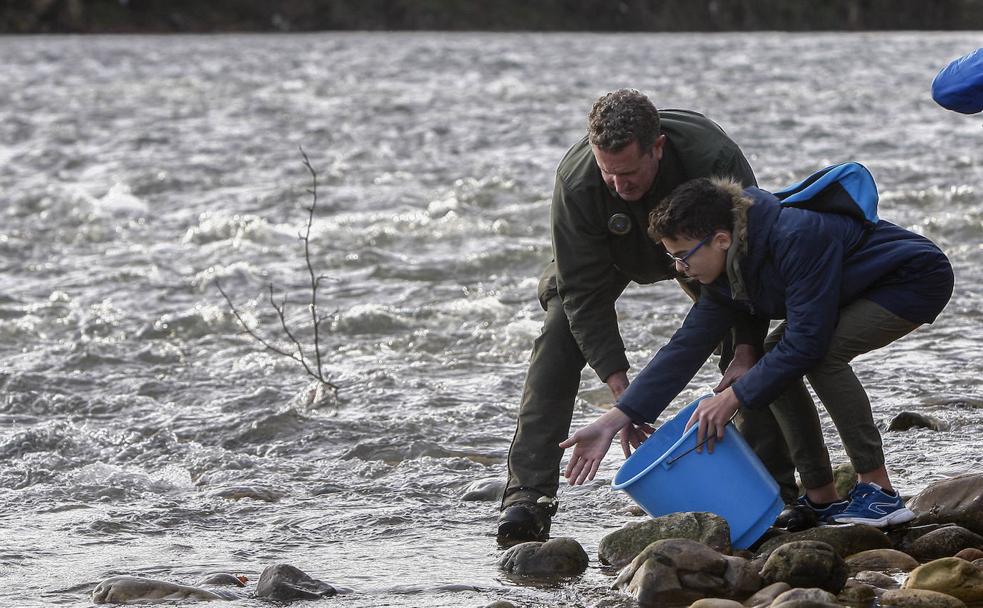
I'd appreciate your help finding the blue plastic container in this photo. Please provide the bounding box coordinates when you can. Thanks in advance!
[611,395,783,549]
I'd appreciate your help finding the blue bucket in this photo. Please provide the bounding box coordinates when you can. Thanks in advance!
[611,395,783,549]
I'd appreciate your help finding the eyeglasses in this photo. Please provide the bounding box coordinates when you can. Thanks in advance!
[665,233,714,271]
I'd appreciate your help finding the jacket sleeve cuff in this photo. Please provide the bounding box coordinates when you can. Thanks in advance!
[616,402,649,425]
[731,382,757,409]
[593,350,630,383]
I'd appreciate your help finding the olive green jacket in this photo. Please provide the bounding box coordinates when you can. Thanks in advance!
[542,109,756,381]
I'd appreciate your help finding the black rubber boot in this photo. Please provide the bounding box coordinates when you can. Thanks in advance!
[774,504,819,532]
[496,498,557,542]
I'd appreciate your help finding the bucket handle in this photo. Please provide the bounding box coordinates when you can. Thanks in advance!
[663,407,740,469]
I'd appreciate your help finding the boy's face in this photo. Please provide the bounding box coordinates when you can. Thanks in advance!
[661,231,731,285]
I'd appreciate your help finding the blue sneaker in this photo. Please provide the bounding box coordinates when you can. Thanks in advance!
[830,482,915,527]
[797,495,850,524]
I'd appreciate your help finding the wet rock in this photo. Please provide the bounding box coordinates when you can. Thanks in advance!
[909,526,983,562]
[838,578,877,604]
[854,569,902,588]
[888,411,949,432]
[209,485,282,502]
[197,573,246,587]
[598,512,731,568]
[833,462,858,500]
[481,601,517,608]
[909,473,983,536]
[888,523,956,555]
[881,588,967,608]
[688,599,743,607]
[613,538,760,606]
[760,541,848,593]
[92,576,225,603]
[742,581,790,607]
[461,478,505,502]
[903,557,983,603]
[769,587,839,606]
[757,523,891,558]
[974,558,983,570]
[255,564,336,601]
[498,537,588,576]
[845,548,920,574]
[956,548,983,561]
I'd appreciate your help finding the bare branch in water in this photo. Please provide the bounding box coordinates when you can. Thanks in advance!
[299,146,326,383]
[214,148,338,393]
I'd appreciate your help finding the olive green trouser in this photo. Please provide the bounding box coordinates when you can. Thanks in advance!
[502,292,800,509]
[757,299,920,490]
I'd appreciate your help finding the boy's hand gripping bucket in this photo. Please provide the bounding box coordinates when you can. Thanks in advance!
[611,395,783,549]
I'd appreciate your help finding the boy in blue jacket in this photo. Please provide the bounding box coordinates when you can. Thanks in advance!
[560,172,953,527]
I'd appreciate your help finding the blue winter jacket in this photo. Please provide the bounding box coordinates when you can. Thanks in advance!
[617,187,953,423]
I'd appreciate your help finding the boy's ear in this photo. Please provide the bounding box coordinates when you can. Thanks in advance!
[715,231,733,251]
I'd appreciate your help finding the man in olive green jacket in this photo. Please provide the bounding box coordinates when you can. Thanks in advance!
[499,89,793,541]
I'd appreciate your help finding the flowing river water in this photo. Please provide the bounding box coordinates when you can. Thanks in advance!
[0,31,981,607]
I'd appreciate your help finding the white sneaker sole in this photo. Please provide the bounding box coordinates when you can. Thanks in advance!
[832,507,915,528]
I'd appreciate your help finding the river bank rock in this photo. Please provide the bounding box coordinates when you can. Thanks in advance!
[837,578,877,604]
[92,576,226,603]
[909,473,983,536]
[844,548,920,574]
[688,599,743,607]
[498,537,588,576]
[908,526,983,562]
[757,523,891,558]
[888,411,949,432]
[614,539,760,606]
[888,523,956,555]
[742,581,790,607]
[956,548,983,561]
[854,570,902,589]
[880,588,967,608]
[769,587,839,606]
[833,462,859,499]
[760,541,848,593]
[208,485,282,502]
[902,557,983,603]
[255,564,336,601]
[598,512,731,568]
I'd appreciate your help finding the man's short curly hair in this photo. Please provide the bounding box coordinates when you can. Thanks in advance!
[648,178,738,242]
[587,89,661,153]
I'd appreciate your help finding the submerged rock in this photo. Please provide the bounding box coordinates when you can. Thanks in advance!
[497,537,588,576]
[888,411,949,432]
[908,526,983,562]
[613,538,760,606]
[903,557,983,603]
[688,599,743,607]
[598,511,731,568]
[461,478,505,502]
[92,576,226,603]
[759,541,848,594]
[197,573,246,587]
[208,485,282,502]
[255,564,336,601]
[909,473,983,536]
[956,548,983,561]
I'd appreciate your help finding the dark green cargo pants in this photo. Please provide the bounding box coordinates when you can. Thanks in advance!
[502,290,800,510]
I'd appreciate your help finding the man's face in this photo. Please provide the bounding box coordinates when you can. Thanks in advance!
[661,231,731,285]
[592,135,666,202]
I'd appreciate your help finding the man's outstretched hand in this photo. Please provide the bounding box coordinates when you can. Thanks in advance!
[559,407,633,485]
